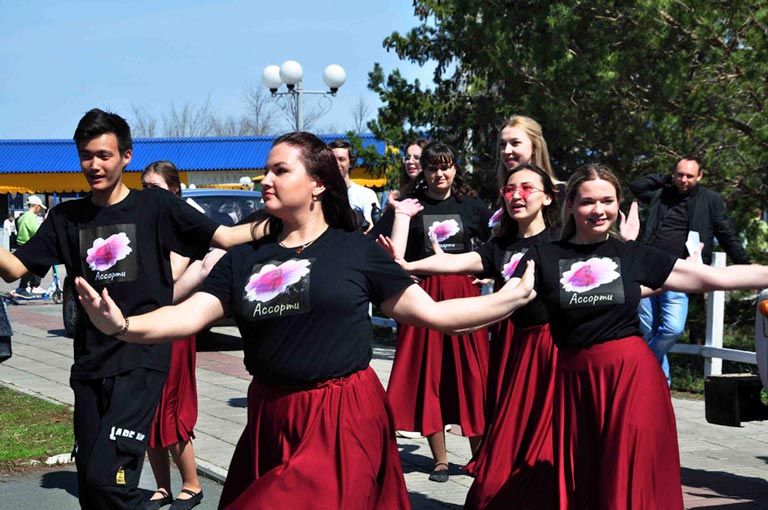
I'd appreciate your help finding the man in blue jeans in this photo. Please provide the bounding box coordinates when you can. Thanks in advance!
[630,156,751,385]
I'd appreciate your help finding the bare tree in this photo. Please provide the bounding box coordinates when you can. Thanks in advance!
[162,97,218,137]
[350,97,373,134]
[243,85,277,135]
[130,104,158,138]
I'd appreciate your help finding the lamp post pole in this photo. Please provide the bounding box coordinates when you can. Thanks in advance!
[262,61,346,132]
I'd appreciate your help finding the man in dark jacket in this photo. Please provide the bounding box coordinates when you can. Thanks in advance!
[630,156,750,385]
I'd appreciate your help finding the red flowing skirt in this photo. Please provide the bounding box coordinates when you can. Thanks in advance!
[465,323,557,510]
[148,336,197,448]
[219,367,409,510]
[387,274,489,437]
[555,336,683,510]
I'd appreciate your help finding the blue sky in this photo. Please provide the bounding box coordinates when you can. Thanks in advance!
[0,0,432,139]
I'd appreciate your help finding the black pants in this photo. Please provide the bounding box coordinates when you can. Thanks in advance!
[71,368,167,510]
[19,271,41,290]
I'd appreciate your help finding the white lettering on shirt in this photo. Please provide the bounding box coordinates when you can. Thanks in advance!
[252,301,302,318]
[568,293,615,306]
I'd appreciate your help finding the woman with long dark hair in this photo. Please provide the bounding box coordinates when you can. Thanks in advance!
[74,132,537,509]
[371,141,491,483]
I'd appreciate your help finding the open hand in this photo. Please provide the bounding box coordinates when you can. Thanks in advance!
[619,201,640,241]
[388,195,423,218]
[74,277,126,337]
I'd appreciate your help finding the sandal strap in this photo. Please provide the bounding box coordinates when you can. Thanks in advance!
[155,488,171,498]
[433,462,449,468]
[180,489,200,498]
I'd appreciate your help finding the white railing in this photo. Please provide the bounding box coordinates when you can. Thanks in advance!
[668,252,759,377]
[371,252,762,379]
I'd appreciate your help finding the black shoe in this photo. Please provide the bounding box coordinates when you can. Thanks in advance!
[145,489,173,510]
[169,489,203,510]
[428,462,450,483]
[13,289,33,299]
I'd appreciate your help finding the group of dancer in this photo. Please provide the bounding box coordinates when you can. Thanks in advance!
[4,106,768,510]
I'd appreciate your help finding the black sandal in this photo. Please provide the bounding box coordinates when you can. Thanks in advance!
[429,462,450,483]
[169,488,204,510]
[145,488,173,510]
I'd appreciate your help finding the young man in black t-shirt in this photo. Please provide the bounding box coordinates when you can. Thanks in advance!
[0,108,257,510]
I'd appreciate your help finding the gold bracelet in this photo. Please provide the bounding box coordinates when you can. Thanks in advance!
[114,317,130,337]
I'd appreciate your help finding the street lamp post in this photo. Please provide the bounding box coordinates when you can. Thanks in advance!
[261,60,346,131]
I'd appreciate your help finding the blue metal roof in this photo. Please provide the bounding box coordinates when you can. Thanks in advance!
[0,134,385,174]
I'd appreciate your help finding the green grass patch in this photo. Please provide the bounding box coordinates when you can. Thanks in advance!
[0,385,73,473]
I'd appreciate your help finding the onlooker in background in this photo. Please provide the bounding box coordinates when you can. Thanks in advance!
[141,161,204,510]
[630,155,750,384]
[15,195,47,297]
[328,139,379,231]
[3,213,17,249]
[398,138,429,198]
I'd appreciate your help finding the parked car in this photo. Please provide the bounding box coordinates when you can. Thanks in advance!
[62,188,263,337]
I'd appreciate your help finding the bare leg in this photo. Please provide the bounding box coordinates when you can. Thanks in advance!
[427,430,448,467]
[146,446,172,500]
[468,434,483,456]
[169,440,201,499]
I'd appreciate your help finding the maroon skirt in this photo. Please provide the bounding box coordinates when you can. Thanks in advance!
[148,336,197,448]
[555,336,683,510]
[465,323,557,510]
[218,366,409,510]
[387,274,489,437]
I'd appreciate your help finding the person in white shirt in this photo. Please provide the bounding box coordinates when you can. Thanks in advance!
[328,139,379,232]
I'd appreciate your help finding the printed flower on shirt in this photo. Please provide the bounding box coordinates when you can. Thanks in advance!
[428,219,460,243]
[488,208,503,228]
[85,232,133,271]
[244,259,311,303]
[560,257,620,293]
[502,252,524,281]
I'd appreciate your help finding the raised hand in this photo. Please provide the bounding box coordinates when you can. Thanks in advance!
[619,201,640,241]
[74,277,126,337]
[388,195,423,218]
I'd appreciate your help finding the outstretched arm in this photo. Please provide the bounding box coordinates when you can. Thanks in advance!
[74,277,225,343]
[211,215,270,249]
[0,247,30,282]
[172,248,227,303]
[662,259,768,293]
[380,260,536,333]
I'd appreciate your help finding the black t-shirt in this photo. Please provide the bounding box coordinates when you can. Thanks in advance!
[649,195,689,258]
[513,237,676,348]
[15,188,219,379]
[371,193,491,261]
[200,227,415,385]
[476,228,558,328]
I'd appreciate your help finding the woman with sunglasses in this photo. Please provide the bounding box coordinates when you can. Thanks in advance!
[371,141,491,483]
[382,163,560,509]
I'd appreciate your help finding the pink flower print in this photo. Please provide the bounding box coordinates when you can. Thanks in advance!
[502,252,524,281]
[560,257,620,293]
[428,219,460,243]
[488,208,504,228]
[244,259,311,303]
[86,232,132,271]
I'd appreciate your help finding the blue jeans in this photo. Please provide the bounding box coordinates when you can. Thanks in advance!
[638,291,689,385]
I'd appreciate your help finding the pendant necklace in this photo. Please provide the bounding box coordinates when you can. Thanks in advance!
[278,230,325,254]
